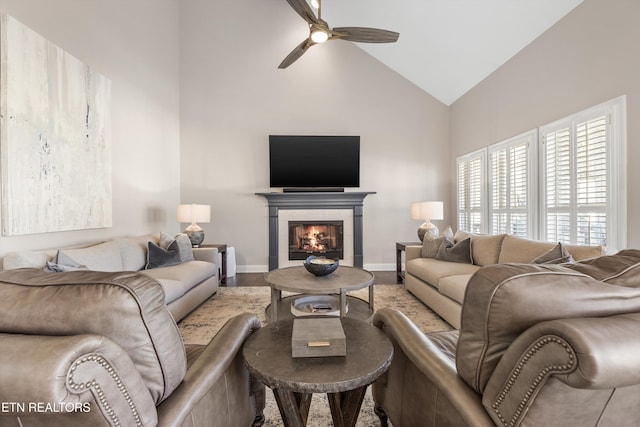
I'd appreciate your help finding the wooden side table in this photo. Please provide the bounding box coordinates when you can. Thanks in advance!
[396,242,421,283]
[200,244,227,284]
[243,317,393,427]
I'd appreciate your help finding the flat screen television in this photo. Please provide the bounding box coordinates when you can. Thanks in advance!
[269,135,360,190]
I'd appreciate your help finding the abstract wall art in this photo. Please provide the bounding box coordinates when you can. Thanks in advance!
[0,14,112,236]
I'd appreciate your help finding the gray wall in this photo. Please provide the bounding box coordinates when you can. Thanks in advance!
[450,0,640,248]
[0,0,182,255]
[179,0,450,271]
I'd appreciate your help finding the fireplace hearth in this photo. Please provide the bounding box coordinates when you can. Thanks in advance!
[288,221,344,260]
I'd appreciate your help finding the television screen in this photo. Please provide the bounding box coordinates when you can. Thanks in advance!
[269,135,360,189]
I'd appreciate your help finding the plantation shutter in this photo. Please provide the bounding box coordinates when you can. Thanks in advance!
[488,131,534,238]
[542,115,608,246]
[457,151,485,233]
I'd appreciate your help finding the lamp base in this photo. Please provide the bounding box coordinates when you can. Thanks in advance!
[417,222,439,242]
[183,223,205,247]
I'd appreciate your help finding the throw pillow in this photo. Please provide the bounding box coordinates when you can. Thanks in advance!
[435,237,472,264]
[146,241,182,269]
[45,260,89,272]
[532,242,575,264]
[421,236,446,258]
[442,225,454,241]
[159,232,194,263]
[174,233,195,262]
[421,226,455,258]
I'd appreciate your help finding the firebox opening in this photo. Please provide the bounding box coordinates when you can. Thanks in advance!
[288,221,344,261]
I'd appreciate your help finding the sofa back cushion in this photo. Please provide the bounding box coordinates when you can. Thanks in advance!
[498,234,602,263]
[57,241,124,272]
[454,231,506,266]
[0,269,186,404]
[457,251,640,394]
[116,234,157,271]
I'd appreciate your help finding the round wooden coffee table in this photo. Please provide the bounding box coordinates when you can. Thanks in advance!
[243,317,393,427]
[266,265,375,324]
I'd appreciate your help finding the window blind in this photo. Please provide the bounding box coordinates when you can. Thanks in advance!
[542,115,608,246]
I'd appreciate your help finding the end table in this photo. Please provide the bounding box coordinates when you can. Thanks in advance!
[396,242,421,283]
[199,244,227,284]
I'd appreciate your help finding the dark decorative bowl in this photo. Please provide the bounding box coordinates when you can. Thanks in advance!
[303,256,339,276]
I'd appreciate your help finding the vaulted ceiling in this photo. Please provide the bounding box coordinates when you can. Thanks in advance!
[306,0,584,105]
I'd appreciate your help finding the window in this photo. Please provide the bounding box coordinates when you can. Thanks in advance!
[488,130,537,238]
[456,96,626,250]
[457,149,486,234]
[540,97,626,250]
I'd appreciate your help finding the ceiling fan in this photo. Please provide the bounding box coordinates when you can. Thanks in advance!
[279,0,399,69]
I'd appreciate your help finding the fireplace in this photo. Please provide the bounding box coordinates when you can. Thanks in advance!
[288,221,344,260]
[256,191,375,269]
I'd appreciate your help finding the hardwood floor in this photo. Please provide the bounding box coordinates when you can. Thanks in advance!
[224,270,400,287]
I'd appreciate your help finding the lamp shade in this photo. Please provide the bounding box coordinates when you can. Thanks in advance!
[177,204,211,224]
[410,201,443,221]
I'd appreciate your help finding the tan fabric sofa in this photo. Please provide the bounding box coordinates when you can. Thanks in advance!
[405,233,603,328]
[373,249,640,427]
[0,234,219,322]
[0,268,264,427]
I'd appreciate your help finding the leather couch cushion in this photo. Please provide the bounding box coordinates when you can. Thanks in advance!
[564,249,640,286]
[437,274,473,304]
[456,255,640,394]
[406,258,479,287]
[0,269,187,404]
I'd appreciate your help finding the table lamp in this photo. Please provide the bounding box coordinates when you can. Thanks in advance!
[177,204,211,247]
[410,201,443,242]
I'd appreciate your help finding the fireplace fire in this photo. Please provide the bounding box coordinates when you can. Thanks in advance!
[288,221,344,260]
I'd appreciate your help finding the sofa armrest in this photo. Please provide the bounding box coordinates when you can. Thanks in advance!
[192,246,218,264]
[483,312,640,426]
[156,313,265,426]
[405,245,422,261]
[0,333,157,426]
[372,308,494,426]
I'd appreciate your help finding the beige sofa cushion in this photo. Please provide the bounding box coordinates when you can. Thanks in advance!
[407,258,480,288]
[454,231,506,266]
[471,234,506,266]
[437,274,474,304]
[116,235,156,271]
[2,251,51,270]
[58,241,124,272]
[141,260,216,290]
[498,235,603,263]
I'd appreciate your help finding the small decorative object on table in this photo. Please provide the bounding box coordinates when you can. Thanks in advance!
[291,318,346,358]
[303,256,339,276]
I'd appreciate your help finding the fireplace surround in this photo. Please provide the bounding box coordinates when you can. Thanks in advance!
[256,192,375,270]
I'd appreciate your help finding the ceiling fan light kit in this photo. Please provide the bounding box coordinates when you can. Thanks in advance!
[279,0,399,69]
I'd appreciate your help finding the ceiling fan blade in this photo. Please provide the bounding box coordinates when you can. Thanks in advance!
[278,39,312,69]
[332,27,399,43]
[285,0,318,24]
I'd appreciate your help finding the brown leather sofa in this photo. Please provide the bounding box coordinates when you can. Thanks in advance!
[372,249,640,426]
[0,269,265,427]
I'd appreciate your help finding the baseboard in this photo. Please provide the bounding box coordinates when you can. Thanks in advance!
[363,263,395,272]
[236,265,269,273]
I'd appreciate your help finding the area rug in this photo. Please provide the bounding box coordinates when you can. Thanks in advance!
[178,285,452,426]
